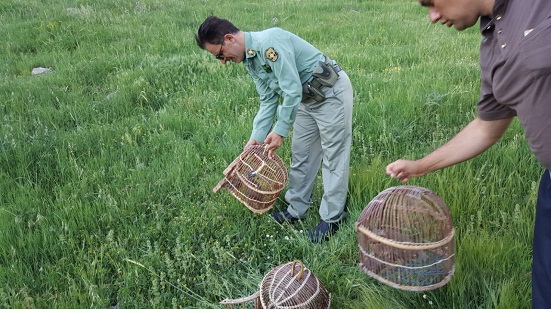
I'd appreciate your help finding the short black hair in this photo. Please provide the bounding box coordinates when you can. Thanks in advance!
[195,16,240,50]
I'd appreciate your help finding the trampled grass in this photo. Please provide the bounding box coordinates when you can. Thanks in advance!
[0,0,539,308]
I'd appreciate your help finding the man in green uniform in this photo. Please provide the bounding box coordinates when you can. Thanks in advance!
[196,16,353,242]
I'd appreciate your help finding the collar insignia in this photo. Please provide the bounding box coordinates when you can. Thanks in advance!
[247,49,256,56]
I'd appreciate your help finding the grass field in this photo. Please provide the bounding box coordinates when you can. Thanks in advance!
[0,0,540,308]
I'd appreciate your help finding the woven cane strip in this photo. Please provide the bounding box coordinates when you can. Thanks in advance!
[222,182,276,214]
[238,170,286,193]
[357,225,454,250]
[222,181,279,212]
[219,290,261,308]
[223,179,276,207]
[235,170,285,195]
[225,176,280,202]
[360,263,455,292]
[223,173,283,212]
[358,246,454,290]
[358,245,454,271]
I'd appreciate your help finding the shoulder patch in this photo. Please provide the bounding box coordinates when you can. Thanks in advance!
[265,47,278,62]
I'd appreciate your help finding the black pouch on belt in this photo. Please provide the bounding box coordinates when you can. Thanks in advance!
[302,59,340,102]
[302,83,325,102]
[312,60,339,87]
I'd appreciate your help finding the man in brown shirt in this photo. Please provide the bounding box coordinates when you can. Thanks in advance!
[386,0,551,307]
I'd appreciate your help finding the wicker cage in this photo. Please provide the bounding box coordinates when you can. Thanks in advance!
[259,260,331,309]
[354,186,455,291]
[213,145,287,214]
[219,260,331,309]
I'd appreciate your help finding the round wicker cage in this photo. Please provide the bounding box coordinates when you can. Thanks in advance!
[259,260,331,309]
[354,186,455,291]
[213,145,287,214]
[219,260,330,309]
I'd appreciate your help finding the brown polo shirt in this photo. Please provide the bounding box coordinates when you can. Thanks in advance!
[478,0,551,170]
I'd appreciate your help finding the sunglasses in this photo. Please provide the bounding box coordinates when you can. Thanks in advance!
[215,43,224,60]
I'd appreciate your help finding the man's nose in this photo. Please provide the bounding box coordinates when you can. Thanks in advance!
[428,7,441,23]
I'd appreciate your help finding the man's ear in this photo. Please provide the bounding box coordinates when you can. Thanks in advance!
[224,33,234,42]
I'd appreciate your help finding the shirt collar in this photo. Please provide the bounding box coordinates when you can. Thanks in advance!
[244,32,258,59]
[493,0,508,17]
[480,0,509,33]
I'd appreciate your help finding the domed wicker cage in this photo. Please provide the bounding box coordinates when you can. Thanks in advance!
[213,145,287,214]
[220,260,331,309]
[354,186,455,291]
[259,260,331,309]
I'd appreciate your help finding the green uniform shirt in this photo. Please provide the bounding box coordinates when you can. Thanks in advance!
[243,29,324,142]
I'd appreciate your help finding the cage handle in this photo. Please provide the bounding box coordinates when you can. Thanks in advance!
[356,224,455,250]
[290,260,305,280]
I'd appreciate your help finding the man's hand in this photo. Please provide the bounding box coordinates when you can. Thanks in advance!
[386,160,425,183]
[244,139,262,151]
[264,132,283,159]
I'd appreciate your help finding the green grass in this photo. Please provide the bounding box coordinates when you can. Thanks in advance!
[0,0,539,308]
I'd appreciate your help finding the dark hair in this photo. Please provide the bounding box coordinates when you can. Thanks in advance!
[195,16,240,50]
